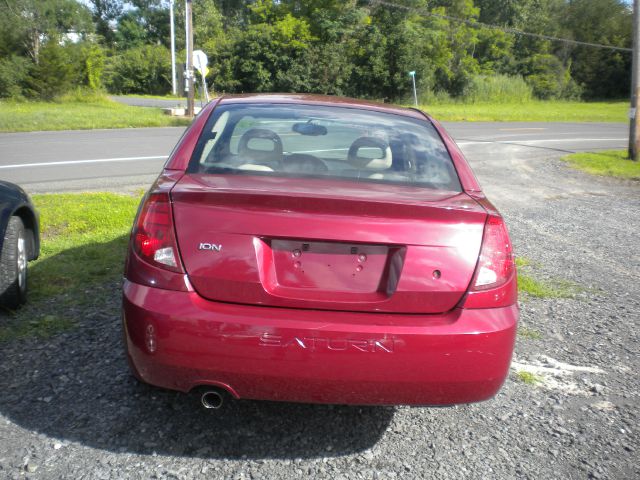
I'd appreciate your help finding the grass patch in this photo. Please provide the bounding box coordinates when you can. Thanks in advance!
[518,327,542,340]
[418,101,626,123]
[518,275,579,299]
[0,96,191,132]
[0,313,74,342]
[562,150,640,181]
[0,192,141,341]
[517,256,582,299]
[516,371,543,385]
[30,192,142,299]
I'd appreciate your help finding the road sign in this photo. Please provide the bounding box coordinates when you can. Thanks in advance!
[193,49,210,102]
[193,50,208,76]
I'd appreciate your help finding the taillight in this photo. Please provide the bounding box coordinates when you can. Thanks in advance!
[133,192,184,273]
[460,214,517,309]
[471,216,514,291]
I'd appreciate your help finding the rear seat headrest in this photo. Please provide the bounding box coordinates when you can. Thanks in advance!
[347,137,392,170]
[237,128,283,167]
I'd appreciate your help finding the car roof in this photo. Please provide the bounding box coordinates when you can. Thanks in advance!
[217,94,430,121]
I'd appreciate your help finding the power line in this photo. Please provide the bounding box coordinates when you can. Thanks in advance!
[371,0,633,53]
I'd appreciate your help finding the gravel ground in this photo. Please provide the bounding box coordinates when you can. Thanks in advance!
[0,141,638,479]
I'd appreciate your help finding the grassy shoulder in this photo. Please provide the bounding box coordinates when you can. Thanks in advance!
[0,192,141,341]
[31,192,141,299]
[420,101,626,123]
[561,150,640,181]
[0,96,191,133]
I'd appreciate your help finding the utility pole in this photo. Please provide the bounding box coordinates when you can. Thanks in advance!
[185,0,195,117]
[629,0,639,161]
[169,0,176,96]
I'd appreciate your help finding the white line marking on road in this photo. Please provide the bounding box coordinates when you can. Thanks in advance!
[498,127,547,131]
[0,155,167,170]
[516,138,626,144]
[457,138,626,146]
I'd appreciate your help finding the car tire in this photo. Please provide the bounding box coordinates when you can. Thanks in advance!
[0,216,28,309]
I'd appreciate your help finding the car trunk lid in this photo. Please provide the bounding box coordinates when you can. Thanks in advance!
[171,174,486,314]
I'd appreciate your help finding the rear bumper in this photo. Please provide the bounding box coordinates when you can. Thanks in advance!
[123,280,517,406]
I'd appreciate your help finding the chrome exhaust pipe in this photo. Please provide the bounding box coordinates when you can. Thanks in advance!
[201,390,224,409]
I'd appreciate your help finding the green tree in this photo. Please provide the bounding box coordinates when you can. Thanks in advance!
[88,0,123,45]
[231,5,315,93]
[522,53,581,99]
[355,1,452,101]
[115,10,149,49]
[195,0,236,93]
[0,0,625,102]
[27,40,75,99]
[0,0,93,62]
[129,0,171,47]
[0,55,32,98]
[475,28,514,75]
[105,44,171,94]
[561,0,632,99]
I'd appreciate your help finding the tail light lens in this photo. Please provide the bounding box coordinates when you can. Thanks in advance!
[471,216,514,291]
[462,215,517,309]
[133,192,184,273]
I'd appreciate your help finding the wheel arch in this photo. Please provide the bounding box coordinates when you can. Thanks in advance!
[12,206,39,261]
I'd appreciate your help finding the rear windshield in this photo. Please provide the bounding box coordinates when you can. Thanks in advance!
[188,103,461,192]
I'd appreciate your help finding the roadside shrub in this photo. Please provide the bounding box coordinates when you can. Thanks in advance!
[523,54,583,101]
[64,42,105,93]
[105,45,171,95]
[84,45,106,90]
[2,41,106,101]
[0,55,32,99]
[416,88,453,106]
[462,74,533,104]
[27,41,75,100]
[55,88,110,103]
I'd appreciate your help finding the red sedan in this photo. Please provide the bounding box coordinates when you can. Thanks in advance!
[122,94,517,408]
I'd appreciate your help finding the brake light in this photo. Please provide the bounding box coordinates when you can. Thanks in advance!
[471,216,514,290]
[462,215,517,309]
[133,192,184,273]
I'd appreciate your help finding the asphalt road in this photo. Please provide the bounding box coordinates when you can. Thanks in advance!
[0,122,627,194]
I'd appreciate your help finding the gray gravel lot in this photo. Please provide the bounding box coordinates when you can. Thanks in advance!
[0,138,638,479]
